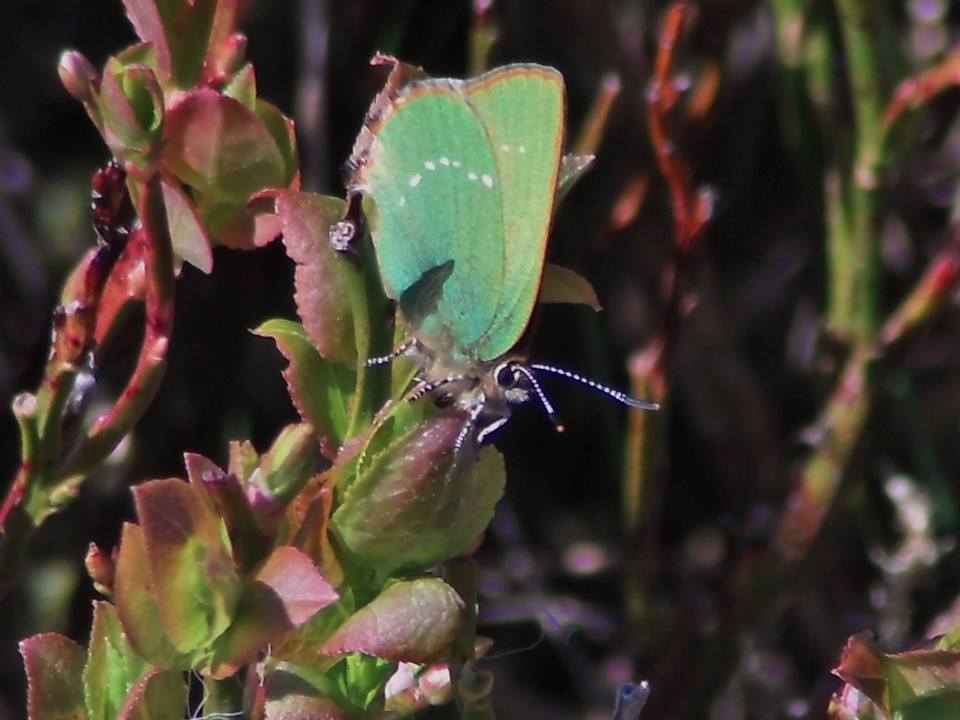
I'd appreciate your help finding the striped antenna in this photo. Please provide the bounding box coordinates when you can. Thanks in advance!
[529,364,660,411]
[512,363,565,432]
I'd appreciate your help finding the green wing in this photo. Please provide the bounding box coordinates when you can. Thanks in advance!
[357,64,564,362]
[465,66,564,360]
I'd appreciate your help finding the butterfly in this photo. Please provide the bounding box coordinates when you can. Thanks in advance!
[346,55,657,449]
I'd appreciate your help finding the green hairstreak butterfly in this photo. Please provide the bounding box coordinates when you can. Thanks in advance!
[347,56,657,447]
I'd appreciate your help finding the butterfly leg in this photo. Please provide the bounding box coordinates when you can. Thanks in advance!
[408,374,464,402]
[454,402,486,452]
[365,338,424,367]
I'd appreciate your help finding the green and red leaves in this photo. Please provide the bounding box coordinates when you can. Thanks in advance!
[20,613,189,720]
[332,415,506,577]
[163,89,288,200]
[83,602,148,720]
[321,579,464,664]
[20,634,87,720]
[133,478,241,654]
[208,546,339,678]
[111,474,337,679]
[832,632,960,719]
[61,0,299,262]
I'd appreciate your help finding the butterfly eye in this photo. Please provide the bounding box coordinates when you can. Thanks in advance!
[495,363,519,389]
[434,392,455,408]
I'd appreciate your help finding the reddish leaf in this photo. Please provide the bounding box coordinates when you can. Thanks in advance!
[538,262,602,311]
[272,191,357,366]
[185,452,266,572]
[265,671,350,720]
[833,632,887,710]
[114,523,192,669]
[122,0,217,87]
[332,415,505,576]
[259,546,339,623]
[160,175,213,273]
[117,668,187,720]
[209,547,339,677]
[133,478,241,653]
[163,88,286,200]
[321,579,464,663]
[20,633,86,720]
[834,632,960,713]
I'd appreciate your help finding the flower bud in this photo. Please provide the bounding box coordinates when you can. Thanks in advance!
[58,50,99,104]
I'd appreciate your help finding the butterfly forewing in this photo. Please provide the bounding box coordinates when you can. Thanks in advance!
[362,84,505,357]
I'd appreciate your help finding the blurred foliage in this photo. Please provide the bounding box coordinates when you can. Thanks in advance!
[3,0,960,719]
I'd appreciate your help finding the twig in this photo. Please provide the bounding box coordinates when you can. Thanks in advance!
[623,0,712,647]
[0,172,174,598]
[572,73,621,158]
[468,0,497,77]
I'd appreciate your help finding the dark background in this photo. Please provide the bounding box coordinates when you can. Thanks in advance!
[2,1,960,718]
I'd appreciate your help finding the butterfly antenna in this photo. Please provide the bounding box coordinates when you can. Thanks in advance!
[512,364,565,432]
[530,364,660,411]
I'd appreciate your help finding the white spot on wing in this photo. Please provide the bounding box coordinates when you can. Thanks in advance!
[501,144,510,152]
[398,196,406,207]
[518,145,527,154]
[439,157,450,166]
[452,160,462,168]
[424,160,436,170]
[409,174,422,187]
[467,172,478,181]
[482,174,494,188]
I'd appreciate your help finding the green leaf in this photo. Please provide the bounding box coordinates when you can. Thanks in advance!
[208,546,338,678]
[160,175,213,274]
[897,693,960,720]
[133,478,241,654]
[255,423,321,510]
[257,100,300,187]
[20,633,87,720]
[84,602,147,720]
[99,61,163,164]
[114,523,193,669]
[321,578,464,664]
[223,63,257,110]
[332,415,505,576]
[228,439,260,483]
[272,191,358,366]
[255,319,354,459]
[163,88,287,200]
[117,669,187,720]
[538,262,602,310]
[340,654,394,711]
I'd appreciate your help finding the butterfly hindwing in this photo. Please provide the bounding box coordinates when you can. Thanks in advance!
[464,66,565,361]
